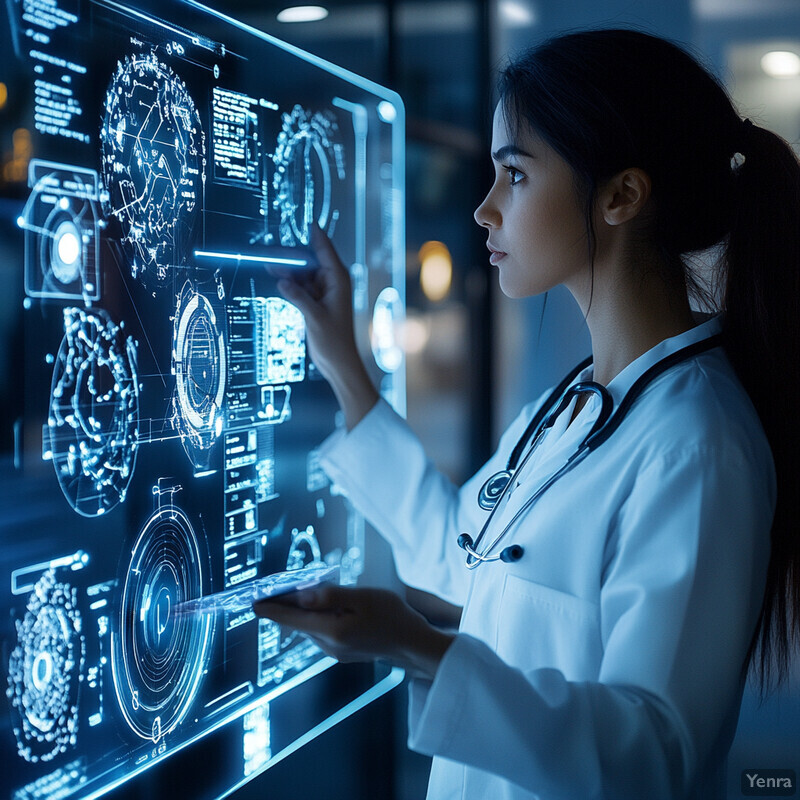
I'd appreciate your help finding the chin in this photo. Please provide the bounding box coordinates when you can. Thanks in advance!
[497,271,523,299]
[498,272,545,300]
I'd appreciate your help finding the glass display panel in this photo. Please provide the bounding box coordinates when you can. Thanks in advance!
[0,1,405,796]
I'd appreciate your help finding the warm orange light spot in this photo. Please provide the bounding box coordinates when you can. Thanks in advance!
[419,240,453,302]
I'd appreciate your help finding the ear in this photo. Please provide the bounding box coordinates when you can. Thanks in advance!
[597,168,652,226]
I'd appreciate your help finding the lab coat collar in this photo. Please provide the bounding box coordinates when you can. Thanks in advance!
[573,313,723,408]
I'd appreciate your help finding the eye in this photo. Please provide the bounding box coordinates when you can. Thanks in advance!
[503,165,524,186]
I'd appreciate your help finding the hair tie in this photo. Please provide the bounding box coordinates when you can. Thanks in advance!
[731,117,754,173]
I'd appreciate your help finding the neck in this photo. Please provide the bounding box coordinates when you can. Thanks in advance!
[568,252,697,386]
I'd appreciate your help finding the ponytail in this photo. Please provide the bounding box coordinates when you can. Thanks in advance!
[500,29,800,692]
[724,122,800,694]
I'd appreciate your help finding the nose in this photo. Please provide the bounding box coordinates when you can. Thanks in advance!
[474,186,499,228]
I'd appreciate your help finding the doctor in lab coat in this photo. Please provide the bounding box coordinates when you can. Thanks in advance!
[255,29,782,800]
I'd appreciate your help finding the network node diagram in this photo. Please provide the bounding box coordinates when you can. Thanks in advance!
[3,0,405,796]
[44,307,140,517]
[6,570,85,764]
[100,52,205,287]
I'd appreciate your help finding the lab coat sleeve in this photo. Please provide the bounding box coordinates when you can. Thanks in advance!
[318,397,540,607]
[407,445,774,799]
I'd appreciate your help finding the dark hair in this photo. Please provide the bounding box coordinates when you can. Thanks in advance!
[498,28,800,694]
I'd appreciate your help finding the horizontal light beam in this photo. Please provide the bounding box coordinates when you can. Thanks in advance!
[194,250,308,267]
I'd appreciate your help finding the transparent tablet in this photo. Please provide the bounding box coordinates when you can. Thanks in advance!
[174,566,340,617]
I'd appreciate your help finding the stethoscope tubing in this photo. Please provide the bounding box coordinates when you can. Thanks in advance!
[462,333,725,568]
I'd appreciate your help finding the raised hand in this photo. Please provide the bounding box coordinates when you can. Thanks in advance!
[276,226,379,430]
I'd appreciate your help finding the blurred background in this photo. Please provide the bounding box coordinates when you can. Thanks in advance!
[2,0,800,797]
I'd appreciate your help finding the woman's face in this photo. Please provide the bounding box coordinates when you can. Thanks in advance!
[474,105,591,299]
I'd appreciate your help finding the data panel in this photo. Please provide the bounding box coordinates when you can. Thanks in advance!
[0,0,405,797]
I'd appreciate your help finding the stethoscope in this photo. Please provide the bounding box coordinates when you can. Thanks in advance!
[457,333,724,569]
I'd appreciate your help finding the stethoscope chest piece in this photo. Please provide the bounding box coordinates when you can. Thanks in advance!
[478,471,512,510]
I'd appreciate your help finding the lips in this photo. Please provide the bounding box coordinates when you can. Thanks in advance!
[487,242,507,265]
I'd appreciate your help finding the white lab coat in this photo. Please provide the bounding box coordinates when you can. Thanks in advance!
[318,315,775,800]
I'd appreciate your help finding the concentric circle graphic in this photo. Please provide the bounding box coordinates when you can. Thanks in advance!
[100,52,205,287]
[21,162,101,301]
[112,504,212,742]
[47,307,139,517]
[6,570,85,763]
[172,282,227,465]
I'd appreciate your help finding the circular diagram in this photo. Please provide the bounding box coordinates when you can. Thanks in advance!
[47,307,139,517]
[100,52,205,287]
[272,105,344,246]
[112,504,213,742]
[6,570,85,763]
[172,283,227,465]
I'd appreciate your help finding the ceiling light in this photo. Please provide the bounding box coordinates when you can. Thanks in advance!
[499,0,535,27]
[277,5,329,23]
[760,50,800,78]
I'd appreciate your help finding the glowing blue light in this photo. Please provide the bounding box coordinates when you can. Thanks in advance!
[195,250,308,267]
[377,100,396,122]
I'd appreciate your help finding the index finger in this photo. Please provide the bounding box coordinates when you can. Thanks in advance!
[310,224,346,273]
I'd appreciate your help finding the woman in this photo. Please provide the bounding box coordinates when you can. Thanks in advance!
[255,29,800,799]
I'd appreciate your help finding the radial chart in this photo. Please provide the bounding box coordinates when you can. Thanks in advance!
[172,282,227,467]
[111,504,213,743]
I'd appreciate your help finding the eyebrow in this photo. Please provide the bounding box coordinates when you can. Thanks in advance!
[491,144,533,161]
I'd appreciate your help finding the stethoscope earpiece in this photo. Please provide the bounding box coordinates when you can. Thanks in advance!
[458,532,523,565]
[500,545,524,563]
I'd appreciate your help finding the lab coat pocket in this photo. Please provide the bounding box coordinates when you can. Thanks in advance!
[496,574,602,681]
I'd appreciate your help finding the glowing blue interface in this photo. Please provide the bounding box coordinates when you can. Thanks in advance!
[0,0,405,796]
